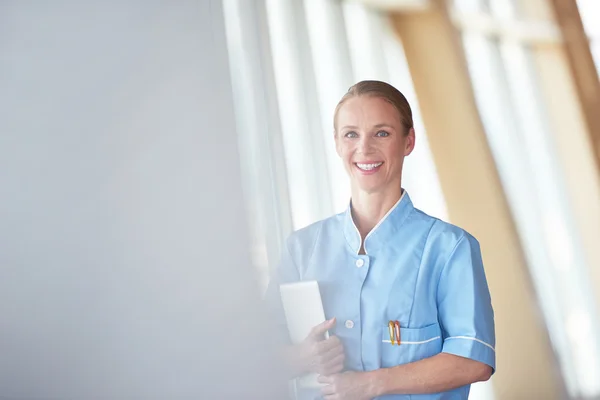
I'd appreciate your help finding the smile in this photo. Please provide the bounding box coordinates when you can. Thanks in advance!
[356,162,383,171]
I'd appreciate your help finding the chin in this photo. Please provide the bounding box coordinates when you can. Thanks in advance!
[351,175,401,196]
[354,181,385,195]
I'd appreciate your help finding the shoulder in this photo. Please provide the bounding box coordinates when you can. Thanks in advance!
[285,211,345,255]
[409,207,479,253]
[408,208,485,286]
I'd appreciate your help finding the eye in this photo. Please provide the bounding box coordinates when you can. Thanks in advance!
[344,131,358,138]
[375,130,390,137]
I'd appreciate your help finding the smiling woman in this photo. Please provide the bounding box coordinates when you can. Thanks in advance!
[266,80,495,400]
[334,82,415,227]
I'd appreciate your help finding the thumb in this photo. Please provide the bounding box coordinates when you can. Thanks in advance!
[308,317,336,339]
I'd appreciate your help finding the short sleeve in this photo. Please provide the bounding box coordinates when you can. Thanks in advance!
[263,238,301,346]
[437,233,496,372]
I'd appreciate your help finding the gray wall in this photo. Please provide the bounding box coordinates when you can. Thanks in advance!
[0,1,283,398]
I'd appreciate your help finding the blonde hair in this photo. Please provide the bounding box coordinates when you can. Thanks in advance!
[333,80,413,135]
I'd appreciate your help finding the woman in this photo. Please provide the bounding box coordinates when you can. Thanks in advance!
[267,81,495,400]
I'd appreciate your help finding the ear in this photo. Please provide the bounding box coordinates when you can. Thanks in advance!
[404,128,416,156]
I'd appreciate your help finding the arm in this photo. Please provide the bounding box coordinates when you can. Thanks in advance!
[319,353,491,399]
[370,353,492,396]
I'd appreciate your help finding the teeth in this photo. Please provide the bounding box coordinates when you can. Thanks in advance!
[357,162,383,171]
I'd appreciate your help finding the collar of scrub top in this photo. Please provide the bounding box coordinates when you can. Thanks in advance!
[343,189,414,255]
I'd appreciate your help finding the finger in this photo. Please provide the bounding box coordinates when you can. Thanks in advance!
[322,363,344,376]
[315,348,343,370]
[318,363,344,375]
[315,343,343,369]
[321,353,345,375]
[324,395,338,400]
[315,335,343,355]
[308,318,336,339]
[320,383,336,396]
[318,374,333,384]
[323,350,345,366]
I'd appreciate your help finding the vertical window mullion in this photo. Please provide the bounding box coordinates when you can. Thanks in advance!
[302,0,354,213]
[223,0,293,283]
[265,0,334,230]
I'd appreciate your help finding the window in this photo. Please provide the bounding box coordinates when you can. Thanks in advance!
[455,0,600,397]
[223,0,293,288]
[577,0,600,74]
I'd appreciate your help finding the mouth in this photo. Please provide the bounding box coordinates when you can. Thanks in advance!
[354,161,383,173]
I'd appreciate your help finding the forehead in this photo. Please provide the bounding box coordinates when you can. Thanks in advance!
[337,95,401,127]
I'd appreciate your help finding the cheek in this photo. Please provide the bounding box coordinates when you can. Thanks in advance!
[385,139,406,158]
[335,137,349,158]
[337,143,354,161]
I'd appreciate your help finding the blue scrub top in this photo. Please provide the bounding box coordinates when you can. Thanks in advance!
[266,191,495,400]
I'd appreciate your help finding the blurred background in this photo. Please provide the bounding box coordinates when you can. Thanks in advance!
[1,0,599,399]
[223,0,600,399]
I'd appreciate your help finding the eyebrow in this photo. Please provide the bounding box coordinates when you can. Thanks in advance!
[340,124,396,130]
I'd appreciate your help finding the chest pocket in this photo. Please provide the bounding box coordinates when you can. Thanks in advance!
[380,323,443,368]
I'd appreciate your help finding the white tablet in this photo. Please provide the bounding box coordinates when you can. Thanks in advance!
[279,281,328,388]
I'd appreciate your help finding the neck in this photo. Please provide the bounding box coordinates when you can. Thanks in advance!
[351,185,403,242]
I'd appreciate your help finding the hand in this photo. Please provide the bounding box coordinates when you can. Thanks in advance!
[297,318,345,375]
[318,371,376,400]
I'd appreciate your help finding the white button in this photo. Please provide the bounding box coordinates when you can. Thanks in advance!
[345,320,354,329]
[355,259,364,268]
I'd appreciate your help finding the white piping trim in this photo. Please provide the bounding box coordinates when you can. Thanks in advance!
[348,211,362,255]
[382,336,441,345]
[364,191,405,243]
[445,336,496,352]
[350,190,406,255]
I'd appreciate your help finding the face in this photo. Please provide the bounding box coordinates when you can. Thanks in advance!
[335,96,415,195]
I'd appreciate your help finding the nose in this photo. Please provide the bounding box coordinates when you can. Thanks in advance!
[357,135,375,155]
